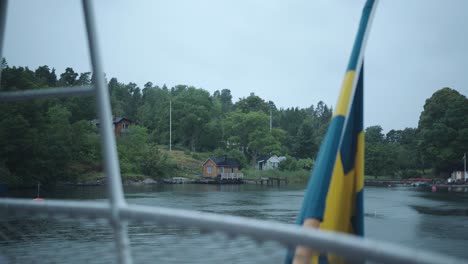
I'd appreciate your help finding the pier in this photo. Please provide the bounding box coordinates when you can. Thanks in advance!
[255,177,288,186]
[163,177,189,184]
[194,173,244,184]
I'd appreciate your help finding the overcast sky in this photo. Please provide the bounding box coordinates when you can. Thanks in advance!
[4,0,468,132]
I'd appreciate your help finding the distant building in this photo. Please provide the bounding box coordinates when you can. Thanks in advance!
[256,155,286,170]
[91,116,133,137]
[202,156,241,178]
[451,170,467,181]
[255,155,269,170]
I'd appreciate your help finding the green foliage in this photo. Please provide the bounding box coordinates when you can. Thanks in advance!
[172,87,213,151]
[234,93,270,114]
[418,88,468,173]
[117,125,149,173]
[365,125,385,144]
[2,61,465,186]
[141,145,176,179]
[279,156,299,171]
[297,158,314,171]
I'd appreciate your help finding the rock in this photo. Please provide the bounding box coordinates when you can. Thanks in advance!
[142,178,157,185]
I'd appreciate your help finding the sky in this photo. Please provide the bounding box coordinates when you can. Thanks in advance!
[4,0,468,132]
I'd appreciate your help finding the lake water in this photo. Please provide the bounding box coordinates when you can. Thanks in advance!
[2,184,468,263]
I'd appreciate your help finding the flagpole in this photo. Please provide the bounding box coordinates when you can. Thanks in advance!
[464,153,466,181]
[290,1,378,263]
[169,99,172,152]
[270,108,272,132]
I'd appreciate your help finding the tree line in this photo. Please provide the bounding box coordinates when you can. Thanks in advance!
[365,87,467,178]
[0,60,466,186]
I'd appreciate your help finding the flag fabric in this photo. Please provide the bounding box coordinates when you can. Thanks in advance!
[286,1,377,263]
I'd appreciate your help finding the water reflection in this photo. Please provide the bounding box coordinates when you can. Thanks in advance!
[2,185,468,261]
[411,205,468,216]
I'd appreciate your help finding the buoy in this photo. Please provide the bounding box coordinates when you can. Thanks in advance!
[432,186,437,192]
[388,184,392,188]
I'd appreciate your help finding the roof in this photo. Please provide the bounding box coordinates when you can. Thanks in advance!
[90,116,132,125]
[267,155,286,163]
[256,155,270,163]
[204,156,240,167]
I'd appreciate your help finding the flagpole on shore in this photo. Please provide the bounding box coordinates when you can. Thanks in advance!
[464,153,466,180]
[169,99,172,152]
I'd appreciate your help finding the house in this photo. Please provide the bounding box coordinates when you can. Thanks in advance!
[266,155,286,170]
[91,116,133,137]
[451,170,467,182]
[255,155,269,170]
[202,155,241,178]
[256,155,286,170]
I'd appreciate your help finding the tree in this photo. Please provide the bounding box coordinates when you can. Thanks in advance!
[365,126,387,177]
[117,125,149,173]
[172,87,213,151]
[294,118,317,159]
[59,67,78,86]
[1,58,7,69]
[234,93,270,114]
[365,125,385,144]
[386,129,403,144]
[1,66,40,91]
[144,82,153,90]
[35,65,57,87]
[418,88,468,173]
[225,111,281,165]
[220,89,233,113]
[141,145,176,179]
[76,72,92,85]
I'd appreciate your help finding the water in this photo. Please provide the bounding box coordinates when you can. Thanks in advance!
[2,184,468,263]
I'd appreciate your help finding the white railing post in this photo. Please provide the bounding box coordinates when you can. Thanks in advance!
[81,1,132,263]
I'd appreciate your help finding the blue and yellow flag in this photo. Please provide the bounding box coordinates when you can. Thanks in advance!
[287,1,377,263]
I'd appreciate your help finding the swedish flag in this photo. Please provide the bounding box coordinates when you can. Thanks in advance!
[287,1,377,263]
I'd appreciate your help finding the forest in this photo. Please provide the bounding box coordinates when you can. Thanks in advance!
[1,60,467,186]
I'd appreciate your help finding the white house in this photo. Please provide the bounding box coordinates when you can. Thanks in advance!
[262,155,286,170]
[451,170,467,181]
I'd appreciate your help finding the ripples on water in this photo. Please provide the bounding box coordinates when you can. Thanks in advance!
[2,185,468,263]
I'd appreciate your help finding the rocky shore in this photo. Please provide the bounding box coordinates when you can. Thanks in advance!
[60,177,158,187]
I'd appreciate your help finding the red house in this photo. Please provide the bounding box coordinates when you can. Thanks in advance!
[91,116,133,136]
[202,156,242,179]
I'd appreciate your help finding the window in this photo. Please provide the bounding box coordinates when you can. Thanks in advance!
[207,166,213,174]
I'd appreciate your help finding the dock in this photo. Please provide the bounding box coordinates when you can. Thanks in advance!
[194,173,244,184]
[255,177,288,186]
[163,177,189,184]
[431,184,468,192]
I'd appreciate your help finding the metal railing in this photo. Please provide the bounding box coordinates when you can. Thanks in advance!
[0,0,131,263]
[0,0,466,263]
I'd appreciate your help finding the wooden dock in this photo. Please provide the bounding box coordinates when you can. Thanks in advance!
[431,184,468,192]
[194,173,244,184]
[163,177,189,184]
[255,177,288,186]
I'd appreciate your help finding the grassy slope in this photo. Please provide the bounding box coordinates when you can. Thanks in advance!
[76,149,314,183]
[163,149,210,178]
